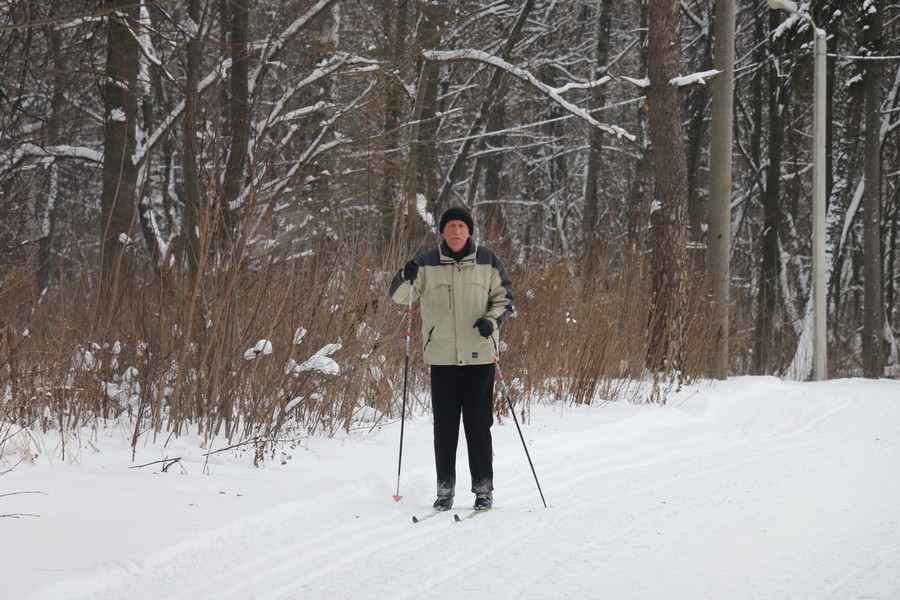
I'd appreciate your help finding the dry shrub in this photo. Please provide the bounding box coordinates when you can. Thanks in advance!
[0,236,726,461]
[0,228,450,463]
[501,250,651,409]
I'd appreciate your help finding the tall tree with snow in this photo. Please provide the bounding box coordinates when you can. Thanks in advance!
[645,0,689,391]
[862,0,884,378]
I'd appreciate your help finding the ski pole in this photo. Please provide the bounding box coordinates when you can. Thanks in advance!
[393,284,414,502]
[488,339,547,508]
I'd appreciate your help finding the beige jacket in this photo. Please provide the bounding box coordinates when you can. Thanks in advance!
[389,241,514,366]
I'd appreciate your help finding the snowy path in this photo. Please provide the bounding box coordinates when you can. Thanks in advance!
[4,377,899,599]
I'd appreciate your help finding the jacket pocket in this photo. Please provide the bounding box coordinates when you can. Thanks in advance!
[423,282,452,314]
[423,326,435,353]
[463,280,490,315]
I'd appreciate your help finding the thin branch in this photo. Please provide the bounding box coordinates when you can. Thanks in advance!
[0,1,175,31]
[0,457,25,478]
[0,491,49,499]
[128,457,182,471]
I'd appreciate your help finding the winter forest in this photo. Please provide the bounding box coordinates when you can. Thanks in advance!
[1,0,899,456]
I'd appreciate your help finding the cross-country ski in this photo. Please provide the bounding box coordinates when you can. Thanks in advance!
[411,509,450,524]
[454,508,493,522]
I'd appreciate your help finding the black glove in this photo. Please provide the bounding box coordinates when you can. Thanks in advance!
[402,260,419,282]
[474,318,494,338]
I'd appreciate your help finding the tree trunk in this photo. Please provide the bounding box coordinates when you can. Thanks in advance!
[100,0,140,297]
[862,1,884,377]
[625,1,651,251]
[478,102,508,238]
[38,0,67,295]
[685,3,713,245]
[583,0,612,281]
[221,0,249,254]
[887,190,898,334]
[381,0,409,253]
[754,10,784,375]
[707,0,735,379]
[405,0,442,243]
[180,0,204,277]
[646,0,689,388]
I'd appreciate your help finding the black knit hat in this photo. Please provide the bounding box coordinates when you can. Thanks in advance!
[438,206,474,234]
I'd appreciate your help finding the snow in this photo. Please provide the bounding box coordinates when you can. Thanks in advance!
[10,143,103,164]
[286,354,340,376]
[2,377,899,600]
[243,339,274,360]
[284,343,343,376]
[670,69,721,87]
[623,70,719,89]
[620,75,650,88]
[416,193,435,230]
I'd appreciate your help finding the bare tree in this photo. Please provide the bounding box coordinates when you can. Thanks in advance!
[754,9,786,375]
[645,0,689,392]
[221,0,250,255]
[179,0,207,277]
[436,0,536,213]
[862,0,884,377]
[99,0,140,298]
[583,0,613,280]
[405,1,443,243]
[380,0,411,253]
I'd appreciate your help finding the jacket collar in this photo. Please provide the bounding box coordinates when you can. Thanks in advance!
[440,239,476,263]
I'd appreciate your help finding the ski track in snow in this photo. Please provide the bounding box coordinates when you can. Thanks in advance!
[9,377,900,600]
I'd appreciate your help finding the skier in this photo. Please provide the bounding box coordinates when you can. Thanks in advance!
[389,205,514,511]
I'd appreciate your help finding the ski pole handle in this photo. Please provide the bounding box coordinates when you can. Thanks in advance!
[405,285,414,351]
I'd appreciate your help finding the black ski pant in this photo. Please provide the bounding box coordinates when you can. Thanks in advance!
[430,363,495,497]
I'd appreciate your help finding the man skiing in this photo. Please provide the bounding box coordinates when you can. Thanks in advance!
[389,205,514,511]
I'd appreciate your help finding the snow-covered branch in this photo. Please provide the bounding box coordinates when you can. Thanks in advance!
[133,59,230,165]
[249,0,339,94]
[671,69,721,88]
[258,53,372,136]
[422,49,635,142]
[622,69,721,89]
[7,143,103,165]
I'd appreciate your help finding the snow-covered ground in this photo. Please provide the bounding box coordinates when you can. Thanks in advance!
[2,376,899,600]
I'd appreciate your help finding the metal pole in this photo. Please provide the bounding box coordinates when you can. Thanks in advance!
[812,28,827,381]
[767,0,828,381]
[708,0,735,380]
[393,285,415,502]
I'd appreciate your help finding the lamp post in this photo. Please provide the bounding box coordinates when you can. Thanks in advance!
[767,0,827,381]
